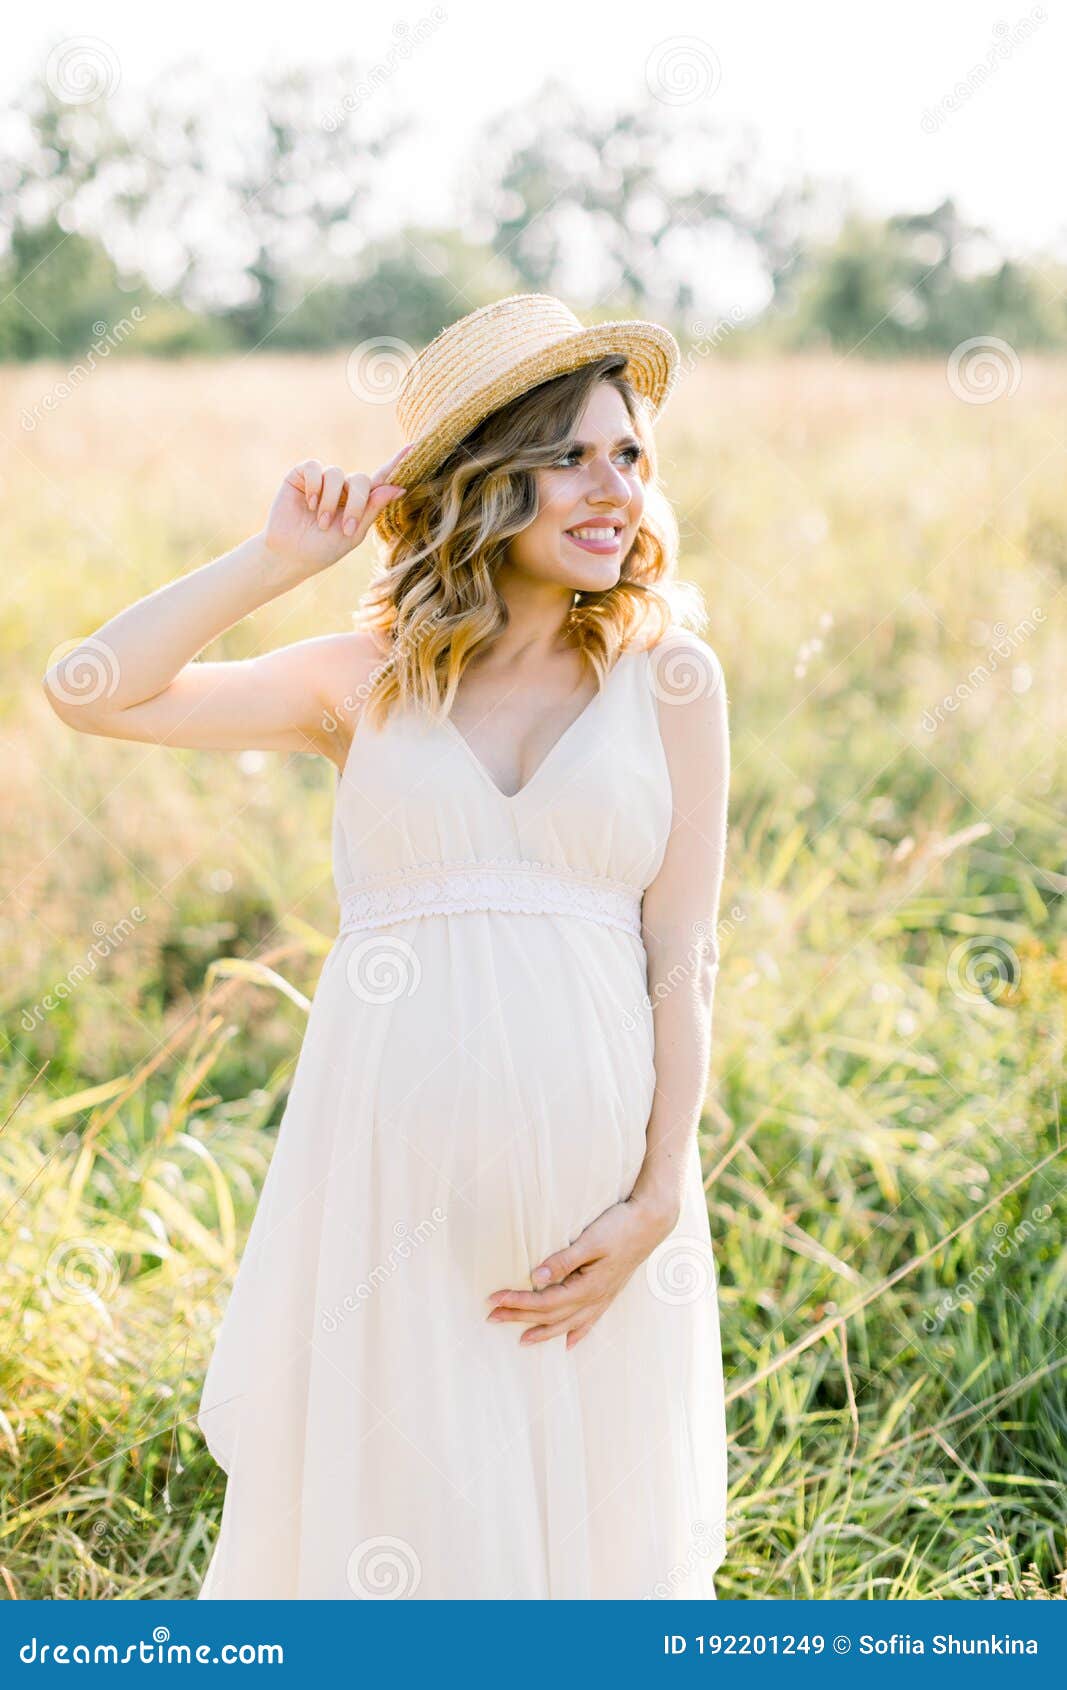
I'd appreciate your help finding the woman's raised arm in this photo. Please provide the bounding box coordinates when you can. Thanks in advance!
[41,449,408,763]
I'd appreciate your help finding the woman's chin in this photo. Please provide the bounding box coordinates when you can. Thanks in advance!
[556,551,624,594]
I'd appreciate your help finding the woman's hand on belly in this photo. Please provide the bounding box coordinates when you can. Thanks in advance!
[484,1195,677,1350]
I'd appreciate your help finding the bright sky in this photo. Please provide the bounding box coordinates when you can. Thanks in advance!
[5,0,1065,267]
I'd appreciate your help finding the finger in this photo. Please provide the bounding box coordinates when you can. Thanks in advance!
[486,1284,569,1312]
[566,1321,596,1350]
[298,459,324,512]
[317,465,347,525]
[370,443,414,489]
[348,482,404,545]
[340,471,371,537]
[486,1289,576,1322]
[519,1315,579,1346]
[531,1241,592,1288]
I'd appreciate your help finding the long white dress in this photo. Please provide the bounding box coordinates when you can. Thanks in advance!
[197,637,728,1599]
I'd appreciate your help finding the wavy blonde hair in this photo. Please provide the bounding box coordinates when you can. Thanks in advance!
[353,353,706,726]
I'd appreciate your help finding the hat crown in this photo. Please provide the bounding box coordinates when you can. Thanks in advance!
[396,294,586,438]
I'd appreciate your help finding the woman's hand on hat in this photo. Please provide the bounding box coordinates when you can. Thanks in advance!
[261,445,411,578]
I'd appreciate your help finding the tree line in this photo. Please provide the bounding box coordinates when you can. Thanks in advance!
[3,58,1064,362]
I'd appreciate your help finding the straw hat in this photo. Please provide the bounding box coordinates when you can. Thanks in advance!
[374,293,680,541]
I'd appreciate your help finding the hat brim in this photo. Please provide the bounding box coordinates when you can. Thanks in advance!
[374,318,679,542]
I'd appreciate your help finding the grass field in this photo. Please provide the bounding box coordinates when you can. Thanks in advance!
[1,348,1065,1599]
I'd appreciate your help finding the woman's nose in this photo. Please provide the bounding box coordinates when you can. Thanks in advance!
[587,459,630,504]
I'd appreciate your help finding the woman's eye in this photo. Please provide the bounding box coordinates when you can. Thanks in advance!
[553,445,643,468]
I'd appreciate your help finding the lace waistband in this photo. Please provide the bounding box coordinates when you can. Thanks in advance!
[337,859,643,938]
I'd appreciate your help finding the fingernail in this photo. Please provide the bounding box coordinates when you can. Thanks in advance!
[344,520,355,535]
[532,1267,550,1286]
[318,511,330,528]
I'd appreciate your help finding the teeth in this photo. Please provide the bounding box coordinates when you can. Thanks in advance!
[569,527,618,541]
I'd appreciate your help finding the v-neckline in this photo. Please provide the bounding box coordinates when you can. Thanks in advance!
[438,651,630,803]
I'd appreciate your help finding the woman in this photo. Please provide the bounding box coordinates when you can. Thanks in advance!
[43,294,731,1600]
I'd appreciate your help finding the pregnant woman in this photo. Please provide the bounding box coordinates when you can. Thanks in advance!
[43,294,731,1600]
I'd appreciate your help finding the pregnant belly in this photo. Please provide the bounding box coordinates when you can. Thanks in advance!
[332,910,655,1291]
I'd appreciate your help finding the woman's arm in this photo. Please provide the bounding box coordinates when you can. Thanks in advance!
[41,450,408,763]
[629,632,730,1231]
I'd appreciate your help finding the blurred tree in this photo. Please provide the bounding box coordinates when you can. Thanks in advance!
[463,79,815,320]
[1,58,403,356]
[279,227,521,350]
[784,200,1067,353]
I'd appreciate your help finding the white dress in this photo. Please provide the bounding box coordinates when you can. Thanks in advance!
[197,638,728,1599]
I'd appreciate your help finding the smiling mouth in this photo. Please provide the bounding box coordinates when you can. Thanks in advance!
[564,523,624,551]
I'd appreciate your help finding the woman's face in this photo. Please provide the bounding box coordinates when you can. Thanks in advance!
[503,381,647,591]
